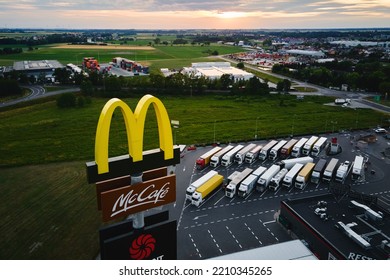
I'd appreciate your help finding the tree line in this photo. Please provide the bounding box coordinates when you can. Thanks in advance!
[272,60,390,95]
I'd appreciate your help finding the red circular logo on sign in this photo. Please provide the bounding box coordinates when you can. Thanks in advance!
[129,234,156,260]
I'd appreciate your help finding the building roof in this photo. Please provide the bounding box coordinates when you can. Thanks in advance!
[282,192,390,260]
[210,240,317,260]
[13,60,63,71]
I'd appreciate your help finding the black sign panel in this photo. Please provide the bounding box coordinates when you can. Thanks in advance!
[100,220,177,260]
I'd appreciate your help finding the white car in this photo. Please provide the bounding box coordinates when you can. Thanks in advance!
[374,128,387,134]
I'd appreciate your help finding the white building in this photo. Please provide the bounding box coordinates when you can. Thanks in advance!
[182,62,254,82]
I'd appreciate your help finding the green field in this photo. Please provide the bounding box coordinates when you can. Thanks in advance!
[0,94,387,259]
[1,94,384,168]
[0,43,244,69]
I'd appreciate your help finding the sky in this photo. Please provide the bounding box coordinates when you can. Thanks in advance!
[0,0,389,30]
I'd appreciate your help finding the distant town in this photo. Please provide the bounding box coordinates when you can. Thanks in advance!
[0,28,389,99]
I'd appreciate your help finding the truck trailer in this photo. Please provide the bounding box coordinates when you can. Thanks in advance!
[192,174,224,207]
[235,143,257,164]
[196,146,222,170]
[282,163,304,188]
[276,156,313,170]
[351,155,364,181]
[245,145,263,164]
[322,158,339,182]
[237,174,258,198]
[221,145,244,167]
[269,168,289,192]
[302,136,319,156]
[335,160,351,182]
[237,166,267,197]
[268,140,287,161]
[280,139,298,159]
[291,137,308,157]
[258,140,278,161]
[311,137,327,157]
[257,164,280,192]
[295,162,315,189]
[225,168,253,198]
[186,170,218,201]
[210,145,234,167]
[311,158,328,184]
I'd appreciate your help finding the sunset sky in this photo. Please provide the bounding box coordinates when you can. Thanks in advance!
[0,0,389,29]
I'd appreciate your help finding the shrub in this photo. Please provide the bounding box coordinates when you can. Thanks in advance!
[57,92,76,108]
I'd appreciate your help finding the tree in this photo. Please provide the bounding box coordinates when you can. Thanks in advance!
[154,37,161,45]
[54,68,71,84]
[236,62,245,69]
[57,92,76,108]
[80,80,94,96]
[220,74,233,89]
[0,79,22,97]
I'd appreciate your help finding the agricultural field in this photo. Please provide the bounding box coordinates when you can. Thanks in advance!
[0,41,244,71]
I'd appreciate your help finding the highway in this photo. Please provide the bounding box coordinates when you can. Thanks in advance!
[0,85,80,108]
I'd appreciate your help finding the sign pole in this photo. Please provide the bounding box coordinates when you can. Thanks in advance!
[131,172,145,229]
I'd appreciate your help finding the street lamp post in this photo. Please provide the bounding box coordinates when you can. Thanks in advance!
[213,120,216,144]
[255,117,259,139]
[291,114,296,137]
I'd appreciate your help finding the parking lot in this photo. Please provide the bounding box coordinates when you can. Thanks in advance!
[168,129,390,259]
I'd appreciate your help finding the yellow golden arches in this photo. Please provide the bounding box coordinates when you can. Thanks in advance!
[95,95,174,174]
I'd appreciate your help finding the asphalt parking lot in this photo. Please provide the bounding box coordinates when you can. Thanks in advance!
[165,129,390,260]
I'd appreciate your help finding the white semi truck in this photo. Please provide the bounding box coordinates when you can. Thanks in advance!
[257,164,280,192]
[192,174,224,207]
[221,144,244,167]
[302,136,319,156]
[258,140,278,161]
[268,140,287,161]
[245,145,263,164]
[291,137,308,157]
[225,168,253,198]
[235,143,257,164]
[269,168,289,192]
[351,155,364,181]
[311,158,328,184]
[210,145,234,167]
[282,163,304,188]
[335,160,351,182]
[237,166,267,197]
[311,137,327,157]
[186,170,218,201]
[237,174,258,198]
[295,162,315,189]
[322,158,339,182]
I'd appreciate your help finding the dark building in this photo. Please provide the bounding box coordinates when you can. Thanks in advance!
[279,187,390,260]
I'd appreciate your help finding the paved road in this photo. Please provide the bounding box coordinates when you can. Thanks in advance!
[0,85,80,108]
[220,56,390,113]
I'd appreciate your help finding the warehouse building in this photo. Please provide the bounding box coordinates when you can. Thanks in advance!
[13,60,63,82]
[181,62,254,82]
[279,191,390,260]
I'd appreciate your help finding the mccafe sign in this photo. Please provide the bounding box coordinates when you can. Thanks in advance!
[86,95,180,220]
[100,174,176,222]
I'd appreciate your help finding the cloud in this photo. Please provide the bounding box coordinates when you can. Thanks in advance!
[0,0,388,29]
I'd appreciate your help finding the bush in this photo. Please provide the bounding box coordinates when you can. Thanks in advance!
[57,93,76,108]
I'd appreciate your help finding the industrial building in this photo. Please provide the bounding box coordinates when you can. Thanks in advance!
[181,62,254,82]
[12,60,63,81]
[279,190,390,260]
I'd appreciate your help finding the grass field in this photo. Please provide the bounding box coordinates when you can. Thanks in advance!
[0,43,243,68]
[0,94,387,259]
